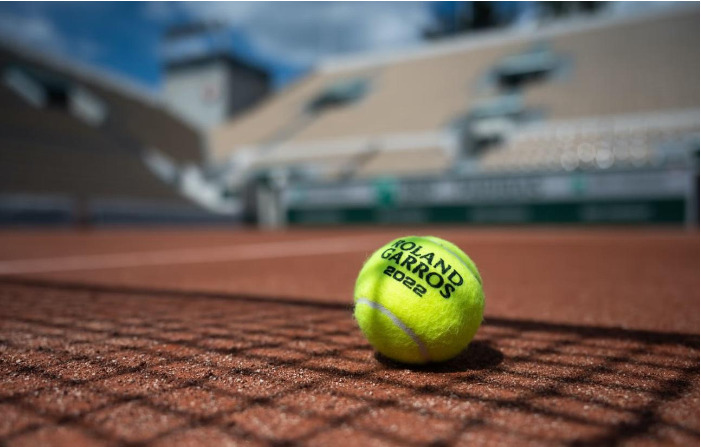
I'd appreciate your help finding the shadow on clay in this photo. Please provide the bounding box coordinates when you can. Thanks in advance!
[374,340,504,373]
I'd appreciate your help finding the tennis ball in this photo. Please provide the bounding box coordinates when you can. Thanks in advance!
[354,236,484,364]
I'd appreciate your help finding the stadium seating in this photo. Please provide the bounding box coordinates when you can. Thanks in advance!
[210,6,699,183]
[525,13,700,118]
[0,44,212,224]
[479,110,699,173]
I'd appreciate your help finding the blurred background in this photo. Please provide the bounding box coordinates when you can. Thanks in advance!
[0,1,698,228]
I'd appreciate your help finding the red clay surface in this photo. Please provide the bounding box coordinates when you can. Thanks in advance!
[0,227,698,446]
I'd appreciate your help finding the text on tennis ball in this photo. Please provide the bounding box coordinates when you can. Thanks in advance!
[380,239,464,299]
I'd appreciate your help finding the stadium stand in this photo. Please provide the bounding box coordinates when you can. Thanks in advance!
[210,5,699,186]
[3,5,697,227]
[523,12,699,118]
[480,109,699,173]
[0,42,235,225]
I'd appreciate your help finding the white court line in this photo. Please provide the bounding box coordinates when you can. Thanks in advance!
[0,235,386,275]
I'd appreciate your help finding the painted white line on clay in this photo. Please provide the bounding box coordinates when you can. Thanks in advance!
[0,235,385,275]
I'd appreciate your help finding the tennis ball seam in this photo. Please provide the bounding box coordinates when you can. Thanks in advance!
[355,297,431,362]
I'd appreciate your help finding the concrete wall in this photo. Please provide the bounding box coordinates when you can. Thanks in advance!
[164,59,269,130]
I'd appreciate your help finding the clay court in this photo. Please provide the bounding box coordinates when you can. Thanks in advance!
[0,227,698,446]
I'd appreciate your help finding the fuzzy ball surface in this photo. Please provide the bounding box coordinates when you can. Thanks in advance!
[354,235,485,364]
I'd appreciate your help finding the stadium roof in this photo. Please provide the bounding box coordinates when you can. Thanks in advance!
[317,4,696,74]
[164,51,269,81]
[0,37,159,106]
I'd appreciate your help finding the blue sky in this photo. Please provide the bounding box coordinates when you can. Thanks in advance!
[0,2,666,94]
[0,2,449,92]
[0,3,166,89]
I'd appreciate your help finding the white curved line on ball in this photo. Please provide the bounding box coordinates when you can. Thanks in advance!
[356,297,430,362]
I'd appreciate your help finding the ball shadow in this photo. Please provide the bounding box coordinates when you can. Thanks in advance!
[374,340,504,373]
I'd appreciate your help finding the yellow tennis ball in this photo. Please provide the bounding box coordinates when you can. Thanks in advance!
[354,235,485,364]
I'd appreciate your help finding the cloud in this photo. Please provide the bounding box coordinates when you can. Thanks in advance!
[142,1,179,22]
[606,1,684,14]
[0,12,64,51]
[149,2,436,67]
[0,9,103,62]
